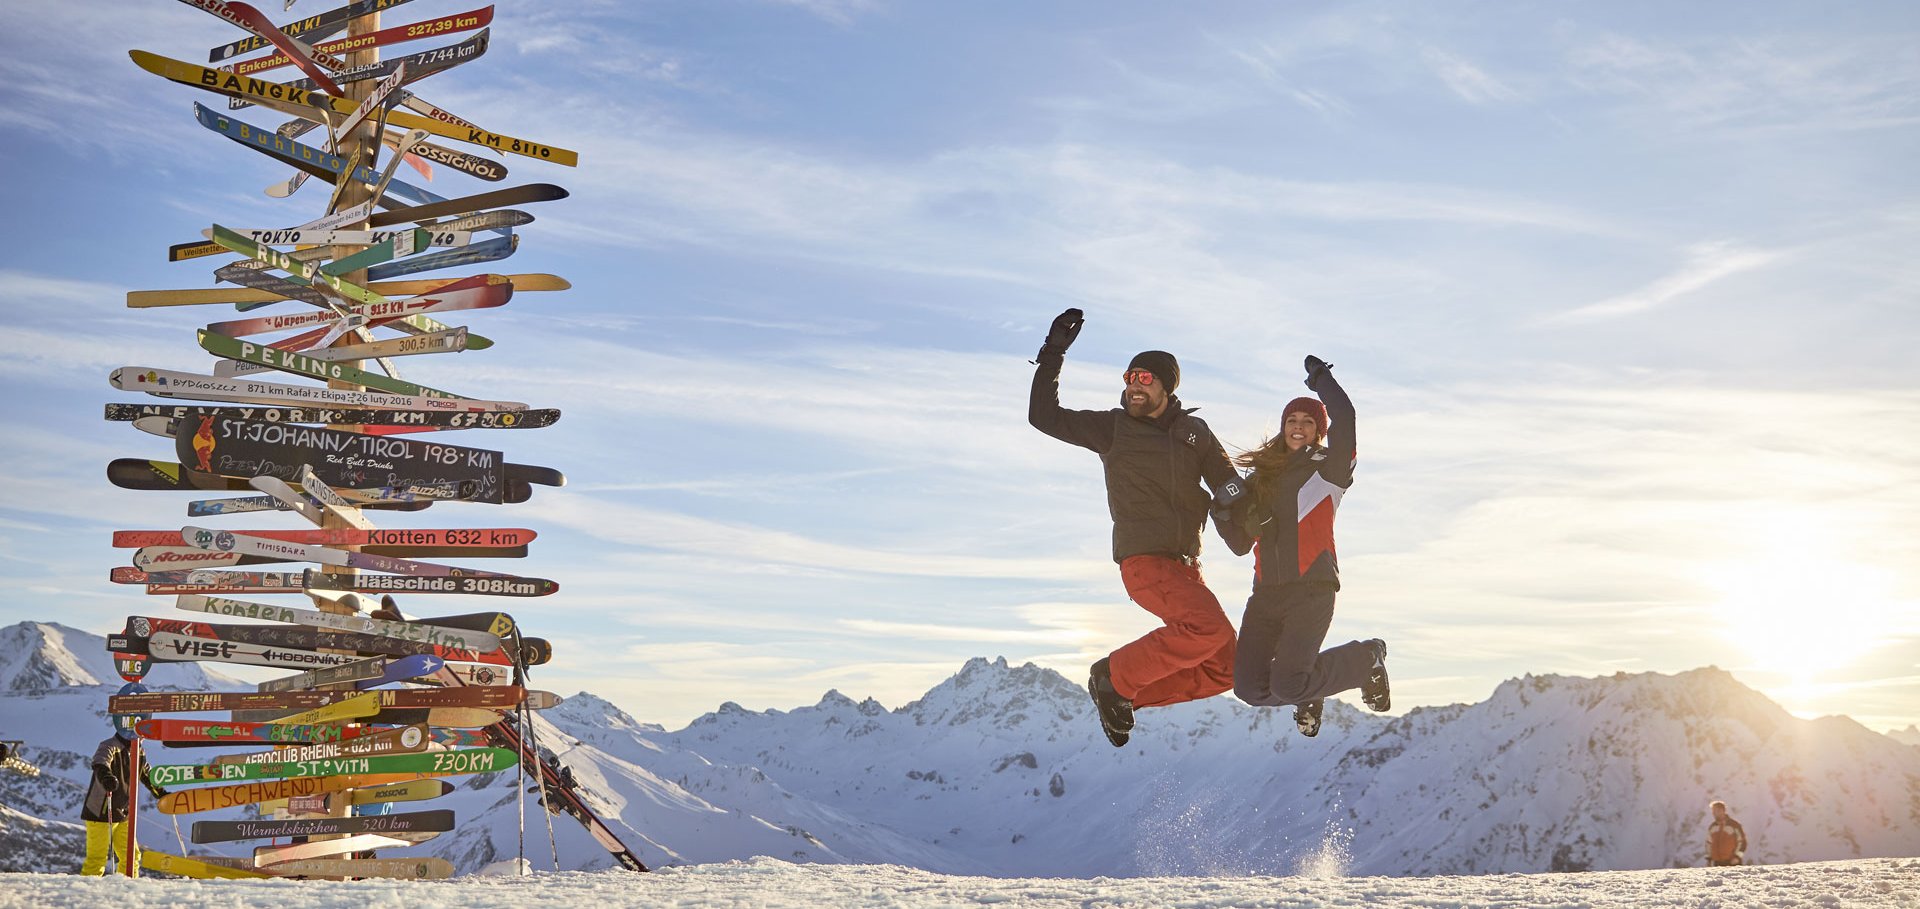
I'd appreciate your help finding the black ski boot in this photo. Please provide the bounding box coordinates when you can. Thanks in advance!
[1360,639,1391,712]
[1294,700,1324,737]
[1087,658,1134,748]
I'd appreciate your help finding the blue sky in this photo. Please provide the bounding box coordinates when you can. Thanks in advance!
[1,1,1916,732]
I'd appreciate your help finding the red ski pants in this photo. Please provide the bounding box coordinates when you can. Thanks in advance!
[1108,555,1236,709]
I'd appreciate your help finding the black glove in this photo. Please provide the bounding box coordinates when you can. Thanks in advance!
[1211,472,1254,508]
[1304,355,1333,390]
[1037,308,1085,360]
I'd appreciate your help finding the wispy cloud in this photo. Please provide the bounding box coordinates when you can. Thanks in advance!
[499,125,1616,344]
[1419,45,1522,105]
[0,269,126,307]
[1219,41,1355,119]
[836,617,1096,647]
[0,2,228,159]
[1541,241,1782,325]
[1566,31,1920,135]
[757,0,883,28]
[534,490,1098,583]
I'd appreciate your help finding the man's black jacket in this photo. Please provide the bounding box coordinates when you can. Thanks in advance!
[1029,353,1247,563]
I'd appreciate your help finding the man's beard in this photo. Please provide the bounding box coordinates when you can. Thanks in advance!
[1124,395,1156,418]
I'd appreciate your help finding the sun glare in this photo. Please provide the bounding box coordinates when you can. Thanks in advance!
[1702,514,1902,685]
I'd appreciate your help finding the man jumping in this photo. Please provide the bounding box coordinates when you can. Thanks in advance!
[1028,308,1249,747]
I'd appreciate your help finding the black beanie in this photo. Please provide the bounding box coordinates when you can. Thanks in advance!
[1127,350,1180,392]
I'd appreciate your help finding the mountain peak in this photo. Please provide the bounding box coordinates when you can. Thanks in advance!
[546,691,657,733]
[0,623,105,690]
[1474,665,1804,767]
[0,621,245,692]
[898,656,1086,730]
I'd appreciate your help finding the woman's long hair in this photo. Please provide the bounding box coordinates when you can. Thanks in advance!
[1234,433,1294,498]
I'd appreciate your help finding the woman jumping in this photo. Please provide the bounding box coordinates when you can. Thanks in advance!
[1214,355,1388,737]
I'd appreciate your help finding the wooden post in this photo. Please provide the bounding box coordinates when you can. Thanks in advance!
[124,735,140,878]
[314,5,384,837]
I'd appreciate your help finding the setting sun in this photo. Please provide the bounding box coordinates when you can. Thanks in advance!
[1702,515,1903,685]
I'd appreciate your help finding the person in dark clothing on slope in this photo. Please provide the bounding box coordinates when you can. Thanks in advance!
[1028,308,1251,748]
[1213,355,1388,738]
[78,724,165,875]
[1706,800,1748,866]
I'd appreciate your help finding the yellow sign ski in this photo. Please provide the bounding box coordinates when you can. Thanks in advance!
[142,850,274,879]
[129,50,577,166]
[268,692,380,726]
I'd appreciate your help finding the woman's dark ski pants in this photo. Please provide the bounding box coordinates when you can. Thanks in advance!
[1233,582,1373,707]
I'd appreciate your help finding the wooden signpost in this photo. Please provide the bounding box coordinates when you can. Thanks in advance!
[102,0,646,880]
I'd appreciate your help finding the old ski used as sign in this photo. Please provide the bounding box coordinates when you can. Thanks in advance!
[303,569,557,597]
[175,415,557,504]
[335,779,453,807]
[222,330,469,375]
[249,856,455,880]
[203,273,510,339]
[141,631,370,671]
[115,526,537,549]
[126,267,555,309]
[208,225,386,306]
[255,653,412,691]
[183,0,352,96]
[211,722,429,766]
[192,807,452,843]
[109,367,527,412]
[158,772,427,814]
[121,616,528,666]
[222,6,494,79]
[150,747,516,786]
[229,29,491,123]
[112,681,534,715]
[141,851,273,879]
[108,402,556,430]
[136,717,377,745]
[176,592,504,650]
[107,460,535,506]
[206,0,420,62]
[195,330,469,399]
[130,48,577,165]
[178,525,526,579]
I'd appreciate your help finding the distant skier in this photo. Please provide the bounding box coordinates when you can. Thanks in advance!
[1028,308,1250,747]
[1213,356,1387,737]
[1706,800,1747,866]
[78,725,165,875]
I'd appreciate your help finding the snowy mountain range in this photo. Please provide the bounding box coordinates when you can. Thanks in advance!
[2,621,1915,877]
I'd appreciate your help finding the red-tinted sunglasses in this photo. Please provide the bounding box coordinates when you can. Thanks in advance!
[1122,369,1157,386]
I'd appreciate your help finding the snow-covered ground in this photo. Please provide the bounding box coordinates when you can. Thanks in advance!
[3,857,1918,908]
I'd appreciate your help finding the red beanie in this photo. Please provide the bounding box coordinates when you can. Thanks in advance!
[1283,396,1328,439]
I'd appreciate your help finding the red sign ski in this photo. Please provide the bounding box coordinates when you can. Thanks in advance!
[204,273,509,339]
[225,6,494,78]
